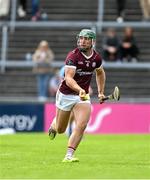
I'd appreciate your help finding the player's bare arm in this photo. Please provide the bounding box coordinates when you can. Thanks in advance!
[65,66,86,98]
[95,66,106,103]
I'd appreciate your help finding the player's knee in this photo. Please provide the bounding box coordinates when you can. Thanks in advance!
[78,123,87,132]
[56,126,65,134]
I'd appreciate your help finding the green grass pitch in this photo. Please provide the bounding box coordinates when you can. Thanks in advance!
[0,133,150,179]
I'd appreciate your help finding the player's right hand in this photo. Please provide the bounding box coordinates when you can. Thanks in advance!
[98,93,105,104]
[79,89,86,101]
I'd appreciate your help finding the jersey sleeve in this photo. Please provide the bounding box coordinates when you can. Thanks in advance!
[65,51,77,68]
[96,54,102,68]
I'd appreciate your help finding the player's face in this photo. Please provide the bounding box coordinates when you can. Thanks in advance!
[77,36,93,52]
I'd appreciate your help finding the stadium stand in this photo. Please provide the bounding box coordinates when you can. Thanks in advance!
[23,0,98,21]
[3,0,149,62]
[0,0,150,101]
[7,27,79,61]
[92,67,150,99]
[104,0,142,21]
[0,67,150,101]
[0,69,36,97]
[97,28,150,62]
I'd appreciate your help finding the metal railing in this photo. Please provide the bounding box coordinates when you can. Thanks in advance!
[10,0,17,32]
[1,26,8,73]
[1,60,150,70]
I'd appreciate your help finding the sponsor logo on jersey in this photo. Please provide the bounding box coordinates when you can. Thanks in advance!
[76,69,92,76]
[66,59,75,66]
[92,62,96,67]
[78,61,84,65]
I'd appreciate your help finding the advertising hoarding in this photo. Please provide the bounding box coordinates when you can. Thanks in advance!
[45,103,150,134]
[0,104,44,132]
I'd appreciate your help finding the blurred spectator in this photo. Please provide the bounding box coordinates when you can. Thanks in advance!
[25,52,32,61]
[116,0,126,23]
[48,69,62,97]
[32,40,55,101]
[31,0,40,21]
[140,0,150,21]
[119,27,139,62]
[59,66,65,79]
[17,0,27,18]
[0,0,10,18]
[40,12,48,21]
[102,28,120,61]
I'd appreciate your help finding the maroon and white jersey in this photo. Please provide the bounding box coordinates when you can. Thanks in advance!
[59,48,102,95]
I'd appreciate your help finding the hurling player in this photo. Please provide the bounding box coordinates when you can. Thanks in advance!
[49,29,106,162]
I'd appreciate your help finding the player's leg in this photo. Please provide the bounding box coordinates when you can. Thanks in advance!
[67,111,75,137]
[56,108,71,133]
[49,108,71,139]
[49,91,74,139]
[63,102,91,161]
[69,102,91,148]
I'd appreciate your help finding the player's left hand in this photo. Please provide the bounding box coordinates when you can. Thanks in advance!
[98,93,105,104]
[79,89,87,101]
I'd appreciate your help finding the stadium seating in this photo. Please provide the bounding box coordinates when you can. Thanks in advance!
[0,0,150,100]
[0,69,36,97]
[7,27,80,61]
[5,0,149,62]
[0,67,150,100]
[104,0,142,21]
[6,26,150,63]
[23,0,98,21]
[97,28,150,62]
[92,68,150,99]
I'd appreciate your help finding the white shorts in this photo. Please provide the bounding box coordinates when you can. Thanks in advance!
[56,91,91,111]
